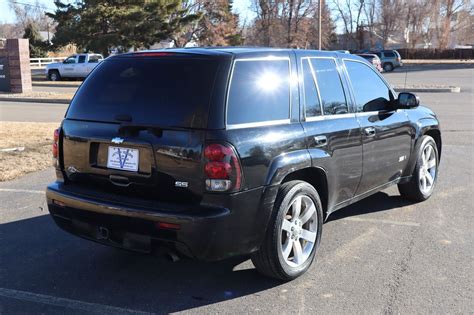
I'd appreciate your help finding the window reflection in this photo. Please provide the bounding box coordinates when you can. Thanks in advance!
[310,59,348,115]
[227,59,290,125]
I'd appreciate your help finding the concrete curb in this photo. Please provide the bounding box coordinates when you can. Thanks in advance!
[394,86,461,93]
[0,97,70,104]
[403,60,474,64]
[32,82,81,88]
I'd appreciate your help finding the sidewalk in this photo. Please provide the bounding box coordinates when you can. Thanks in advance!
[0,91,72,104]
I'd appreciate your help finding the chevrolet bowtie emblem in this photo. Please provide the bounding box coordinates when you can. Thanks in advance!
[111,137,124,144]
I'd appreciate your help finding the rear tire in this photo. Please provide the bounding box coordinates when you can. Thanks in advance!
[251,180,323,280]
[383,63,394,72]
[48,70,61,81]
[398,136,439,202]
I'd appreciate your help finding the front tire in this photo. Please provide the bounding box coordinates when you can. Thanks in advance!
[48,70,61,81]
[398,136,439,202]
[251,180,323,280]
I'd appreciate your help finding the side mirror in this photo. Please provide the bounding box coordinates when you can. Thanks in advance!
[397,92,419,109]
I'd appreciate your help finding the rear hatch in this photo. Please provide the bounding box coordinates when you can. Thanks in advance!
[60,53,224,205]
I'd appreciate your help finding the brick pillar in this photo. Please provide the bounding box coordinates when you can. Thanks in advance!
[7,38,32,93]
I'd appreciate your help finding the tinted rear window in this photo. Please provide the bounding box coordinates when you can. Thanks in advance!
[227,59,290,126]
[384,52,396,57]
[67,57,219,128]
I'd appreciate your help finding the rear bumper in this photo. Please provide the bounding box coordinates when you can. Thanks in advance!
[46,182,277,261]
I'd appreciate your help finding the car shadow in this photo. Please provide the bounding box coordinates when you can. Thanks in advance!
[1,191,412,313]
[0,215,281,314]
[327,191,413,222]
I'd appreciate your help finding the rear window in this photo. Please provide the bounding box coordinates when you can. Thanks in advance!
[67,57,219,128]
[227,59,290,126]
[384,52,396,57]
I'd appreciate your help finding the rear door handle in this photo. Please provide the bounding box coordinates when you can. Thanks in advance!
[364,127,376,137]
[313,135,327,147]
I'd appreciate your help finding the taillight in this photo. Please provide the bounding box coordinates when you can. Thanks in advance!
[52,128,60,160]
[204,143,242,192]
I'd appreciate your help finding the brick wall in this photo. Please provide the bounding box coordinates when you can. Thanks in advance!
[0,39,32,93]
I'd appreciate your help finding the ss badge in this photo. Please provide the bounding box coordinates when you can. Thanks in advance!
[175,181,189,188]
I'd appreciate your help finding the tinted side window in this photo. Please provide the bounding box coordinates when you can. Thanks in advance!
[64,57,76,64]
[310,59,348,115]
[88,56,100,63]
[227,59,290,125]
[344,60,392,112]
[302,59,321,117]
[384,52,395,58]
[78,55,86,63]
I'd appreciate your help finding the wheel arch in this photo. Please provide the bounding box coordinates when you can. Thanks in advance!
[424,128,442,162]
[402,122,441,178]
[280,167,329,220]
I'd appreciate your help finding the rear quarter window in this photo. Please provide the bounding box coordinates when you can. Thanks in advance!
[226,59,290,126]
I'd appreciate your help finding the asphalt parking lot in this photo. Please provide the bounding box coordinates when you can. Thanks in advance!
[0,64,473,314]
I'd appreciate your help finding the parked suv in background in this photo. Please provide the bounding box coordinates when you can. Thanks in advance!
[45,53,104,81]
[356,53,383,72]
[46,48,441,280]
[371,50,402,72]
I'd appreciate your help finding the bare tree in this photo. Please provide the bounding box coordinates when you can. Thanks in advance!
[402,0,433,48]
[434,0,470,48]
[280,0,316,47]
[8,0,53,33]
[250,0,280,46]
[362,0,377,48]
[332,0,365,49]
[377,0,403,47]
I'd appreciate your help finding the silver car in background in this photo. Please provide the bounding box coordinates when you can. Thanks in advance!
[45,53,104,81]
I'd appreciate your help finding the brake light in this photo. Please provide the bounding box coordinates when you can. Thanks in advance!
[52,128,60,161]
[205,162,232,179]
[132,52,174,57]
[155,222,181,230]
[204,143,242,192]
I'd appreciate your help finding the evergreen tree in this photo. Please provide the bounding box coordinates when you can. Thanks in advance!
[23,22,48,58]
[48,0,201,56]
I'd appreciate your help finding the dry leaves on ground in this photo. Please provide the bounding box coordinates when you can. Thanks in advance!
[0,121,60,181]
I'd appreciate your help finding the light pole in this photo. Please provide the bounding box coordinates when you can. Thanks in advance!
[318,0,322,50]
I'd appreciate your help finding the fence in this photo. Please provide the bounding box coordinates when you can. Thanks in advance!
[29,57,67,68]
[397,48,473,60]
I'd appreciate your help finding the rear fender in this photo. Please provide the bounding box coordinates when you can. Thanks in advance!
[265,149,312,186]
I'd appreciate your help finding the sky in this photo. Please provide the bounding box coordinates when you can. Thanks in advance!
[0,0,343,33]
[0,0,257,24]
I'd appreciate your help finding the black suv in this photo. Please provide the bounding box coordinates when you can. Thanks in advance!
[46,48,441,280]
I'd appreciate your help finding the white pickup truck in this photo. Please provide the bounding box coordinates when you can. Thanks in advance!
[45,53,104,81]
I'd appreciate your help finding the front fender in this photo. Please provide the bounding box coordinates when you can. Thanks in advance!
[402,115,441,178]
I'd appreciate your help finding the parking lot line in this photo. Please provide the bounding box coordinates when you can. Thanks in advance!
[341,217,420,227]
[0,188,44,194]
[0,287,154,315]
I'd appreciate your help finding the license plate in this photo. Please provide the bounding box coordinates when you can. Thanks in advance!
[107,146,139,172]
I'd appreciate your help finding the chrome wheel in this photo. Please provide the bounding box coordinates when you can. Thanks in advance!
[50,72,58,81]
[419,143,437,194]
[279,195,318,268]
